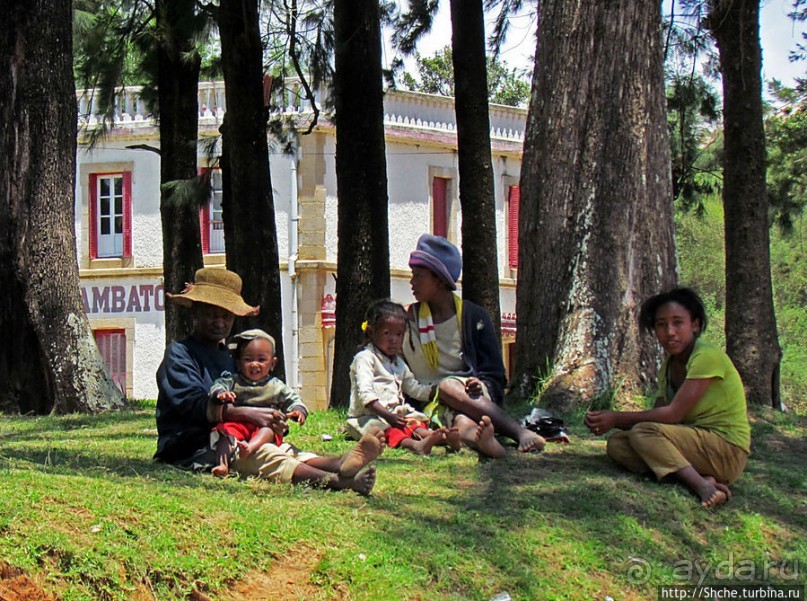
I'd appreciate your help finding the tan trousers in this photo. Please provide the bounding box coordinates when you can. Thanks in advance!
[606,423,748,484]
[232,442,318,484]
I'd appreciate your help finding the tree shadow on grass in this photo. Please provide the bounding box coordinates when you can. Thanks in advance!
[0,439,224,493]
[1,406,804,599]
[361,459,653,598]
[0,409,217,489]
[360,426,807,599]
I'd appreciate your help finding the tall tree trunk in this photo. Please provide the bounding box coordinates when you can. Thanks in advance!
[513,0,676,411]
[449,0,501,332]
[0,0,126,414]
[707,0,781,408]
[219,0,285,378]
[157,0,205,344]
[330,0,390,407]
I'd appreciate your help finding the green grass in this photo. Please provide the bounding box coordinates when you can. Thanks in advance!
[0,402,805,600]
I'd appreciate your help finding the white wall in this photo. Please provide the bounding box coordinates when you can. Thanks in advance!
[269,142,293,258]
[132,322,165,399]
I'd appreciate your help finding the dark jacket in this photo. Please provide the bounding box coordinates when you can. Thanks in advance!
[459,300,507,405]
[406,299,507,406]
[154,337,234,463]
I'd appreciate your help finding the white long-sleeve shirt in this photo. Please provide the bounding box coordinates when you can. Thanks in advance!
[348,344,433,419]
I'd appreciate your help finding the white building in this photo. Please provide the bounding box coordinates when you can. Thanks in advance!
[75,81,526,408]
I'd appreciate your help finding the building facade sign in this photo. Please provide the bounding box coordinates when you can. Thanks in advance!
[81,283,165,315]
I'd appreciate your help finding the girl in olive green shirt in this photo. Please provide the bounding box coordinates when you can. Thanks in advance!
[585,288,750,509]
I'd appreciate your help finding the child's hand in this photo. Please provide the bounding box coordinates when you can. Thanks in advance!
[286,410,306,425]
[217,391,237,404]
[369,401,406,429]
[385,411,407,429]
[584,410,617,435]
[465,377,483,397]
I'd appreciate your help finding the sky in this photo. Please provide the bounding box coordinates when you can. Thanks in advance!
[760,0,804,86]
[382,1,806,90]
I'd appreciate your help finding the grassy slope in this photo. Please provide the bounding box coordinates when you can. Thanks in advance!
[0,404,804,600]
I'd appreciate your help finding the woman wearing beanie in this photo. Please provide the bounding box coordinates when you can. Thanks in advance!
[403,234,545,456]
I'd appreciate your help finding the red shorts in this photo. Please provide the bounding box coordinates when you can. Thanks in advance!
[384,420,429,448]
[214,421,283,446]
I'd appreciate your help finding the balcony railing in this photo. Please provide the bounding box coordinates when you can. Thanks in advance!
[76,79,526,143]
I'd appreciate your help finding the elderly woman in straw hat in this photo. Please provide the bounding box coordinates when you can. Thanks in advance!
[403,234,546,456]
[155,268,382,495]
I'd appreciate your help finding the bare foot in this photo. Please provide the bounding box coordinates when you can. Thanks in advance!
[329,464,377,496]
[349,465,376,496]
[211,464,229,478]
[696,476,729,508]
[703,476,732,507]
[340,430,384,477]
[701,487,728,509]
[517,429,546,453]
[476,416,507,458]
[457,416,506,458]
[406,429,445,456]
[236,440,254,459]
[443,427,462,452]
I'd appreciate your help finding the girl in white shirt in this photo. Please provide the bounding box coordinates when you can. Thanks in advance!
[347,300,460,455]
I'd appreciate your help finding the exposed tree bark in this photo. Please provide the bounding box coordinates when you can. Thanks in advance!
[513,0,676,411]
[707,0,781,408]
[156,0,205,344]
[330,0,390,407]
[449,0,501,332]
[218,0,286,378]
[0,0,126,414]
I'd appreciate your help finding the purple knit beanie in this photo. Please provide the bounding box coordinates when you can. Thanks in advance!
[408,234,462,290]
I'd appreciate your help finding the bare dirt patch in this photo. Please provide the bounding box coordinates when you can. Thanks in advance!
[220,545,326,601]
[0,562,55,601]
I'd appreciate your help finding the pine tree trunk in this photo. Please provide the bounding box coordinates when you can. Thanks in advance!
[157,0,204,344]
[513,0,676,411]
[449,0,501,331]
[708,0,782,408]
[0,0,126,414]
[330,0,391,407]
[219,0,286,378]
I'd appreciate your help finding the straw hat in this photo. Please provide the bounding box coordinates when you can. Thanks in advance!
[167,268,260,317]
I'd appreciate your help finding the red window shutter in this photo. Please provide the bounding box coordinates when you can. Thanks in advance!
[508,185,520,269]
[89,174,99,259]
[432,177,448,238]
[94,329,126,392]
[200,202,210,254]
[122,172,133,258]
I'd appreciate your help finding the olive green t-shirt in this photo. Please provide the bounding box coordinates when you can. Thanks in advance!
[657,338,751,453]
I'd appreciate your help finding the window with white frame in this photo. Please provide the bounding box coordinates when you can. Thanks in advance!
[89,172,132,259]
